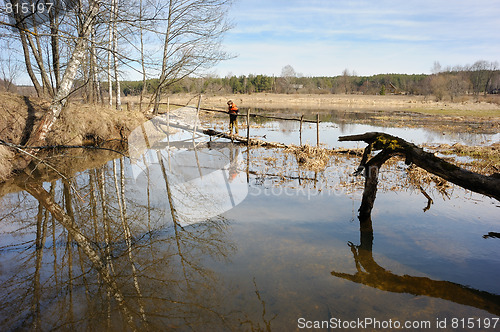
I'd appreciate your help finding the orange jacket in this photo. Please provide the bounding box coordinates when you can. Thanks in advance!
[228,103,238,114]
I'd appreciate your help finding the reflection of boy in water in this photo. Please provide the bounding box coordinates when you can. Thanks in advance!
[228,145,239,182]
[227,100,239,135]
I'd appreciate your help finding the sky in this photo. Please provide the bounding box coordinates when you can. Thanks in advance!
[212,0,500,77]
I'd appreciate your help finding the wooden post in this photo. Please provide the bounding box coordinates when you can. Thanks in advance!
[316,113,320,147]
[300,114,304,146]
[246,109,251,146]
[194,95,202,139]
[246,146,250,183]
[166,97,170,135]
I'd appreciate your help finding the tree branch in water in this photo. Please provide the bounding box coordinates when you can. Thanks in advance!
[339,132,500,201]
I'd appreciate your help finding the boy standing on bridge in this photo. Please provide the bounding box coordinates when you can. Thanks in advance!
[227,100,239,135]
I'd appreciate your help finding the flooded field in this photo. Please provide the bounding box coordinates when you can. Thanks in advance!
[0,108,499,331]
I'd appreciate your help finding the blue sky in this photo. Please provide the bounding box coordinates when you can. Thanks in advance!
[212,0,500,77]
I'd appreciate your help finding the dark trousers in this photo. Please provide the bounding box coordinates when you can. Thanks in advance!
[229,114,238,134]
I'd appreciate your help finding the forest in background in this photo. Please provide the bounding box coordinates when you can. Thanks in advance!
[5,62,500,104]
[112,61,500,102]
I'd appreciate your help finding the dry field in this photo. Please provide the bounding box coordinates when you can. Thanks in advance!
[156,93,500,116]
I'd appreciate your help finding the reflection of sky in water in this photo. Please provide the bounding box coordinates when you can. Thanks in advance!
[1,149,499,330]
[213,185,500,327]
[250,121,498,149]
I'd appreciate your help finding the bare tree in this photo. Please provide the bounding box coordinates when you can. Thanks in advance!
[11,0,102,171]
[429,74,447,101]
[278,65,296,94]
[340,68,352,94]
[431,61,442,74]
[469,60,499,96]
[138,0,147,111]
[446,74,469,102]
[0,40,21,92]
[111,0,121,110]
[1,0,234,174]
[151,0,233,114]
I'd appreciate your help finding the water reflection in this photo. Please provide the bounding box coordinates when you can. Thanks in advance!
[331,163,500,316]
[1,119,499,329]
[0,162,242,330]
[0,108,260,330]
[245,108,499,147]
[128,108,248,227]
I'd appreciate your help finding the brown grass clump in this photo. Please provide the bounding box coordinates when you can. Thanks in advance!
[0,92,49,181]
[451,143,500,162]
[405,164,451,196]
[0,92,146,147]
[286,144,330,172]
[47,103,146,146]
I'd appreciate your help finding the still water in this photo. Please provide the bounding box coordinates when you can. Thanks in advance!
[0,110,499,331]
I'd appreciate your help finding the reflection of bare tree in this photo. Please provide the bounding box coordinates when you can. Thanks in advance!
[21,178,136,329]
[240,278,276,332]
[0,156,246,330]
[32,200,48,331]
[113,158,146,321]
[332,161,500,316]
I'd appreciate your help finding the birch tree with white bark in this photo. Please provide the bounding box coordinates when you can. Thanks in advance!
[0,0,234,169]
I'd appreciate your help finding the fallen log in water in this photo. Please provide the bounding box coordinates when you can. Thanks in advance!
[339,132,500,201]
[156,117,290,149]
[159,118,363,157]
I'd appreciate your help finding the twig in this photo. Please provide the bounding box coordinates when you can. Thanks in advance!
[4,141,84,202]
[0,139,127,157]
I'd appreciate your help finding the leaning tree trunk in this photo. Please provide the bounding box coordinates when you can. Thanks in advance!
[12,1,101,171]
[339,132,500,201]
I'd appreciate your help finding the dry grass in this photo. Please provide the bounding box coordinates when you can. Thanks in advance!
[0,92,49,145]
[405,107,500,118]
[47,103,146,145]
[404,164,451,198]
[285,144,330,172]
[0,92,49,181]
[423,143,500,175]
[168,93,500,114]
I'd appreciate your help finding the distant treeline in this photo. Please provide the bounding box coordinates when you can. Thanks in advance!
[117,62,499,101]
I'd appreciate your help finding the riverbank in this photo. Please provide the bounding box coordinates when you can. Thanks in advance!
[0,92,146,182]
